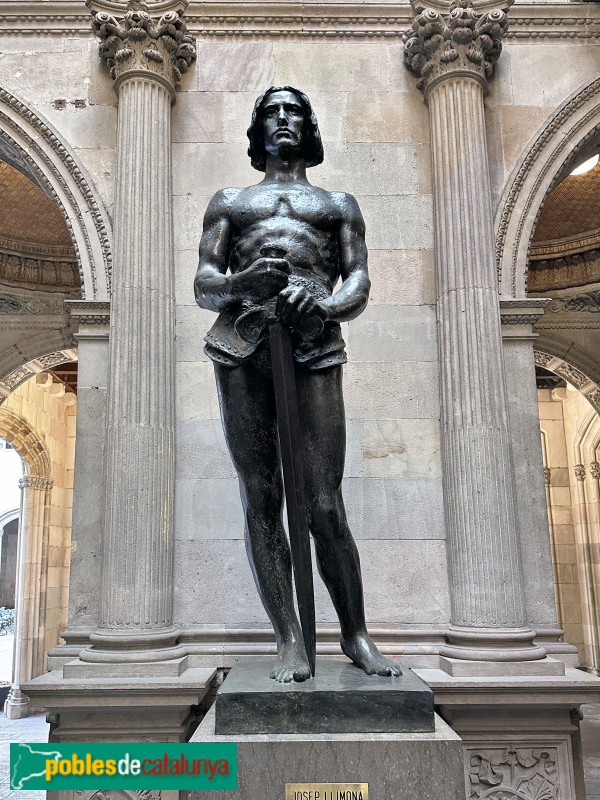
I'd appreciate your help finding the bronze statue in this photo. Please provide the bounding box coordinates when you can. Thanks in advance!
[194,86,401,683]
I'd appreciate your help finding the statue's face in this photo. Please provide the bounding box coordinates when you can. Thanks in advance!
[261,89,305,160]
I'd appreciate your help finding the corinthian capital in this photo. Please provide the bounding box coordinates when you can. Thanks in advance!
[87,0,196,95]
[404,0,510,95]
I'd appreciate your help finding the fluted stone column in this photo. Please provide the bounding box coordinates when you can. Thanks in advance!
[5,475,52,719]
[404,1,546,665]
[83,0,195,662]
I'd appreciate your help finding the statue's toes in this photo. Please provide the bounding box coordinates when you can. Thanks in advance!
[271,666,291,683]
[293,666,311,682]
[376,662,402,677]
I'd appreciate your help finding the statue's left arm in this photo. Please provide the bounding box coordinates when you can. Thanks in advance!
[320,192,370,323]
[277,192,370,328]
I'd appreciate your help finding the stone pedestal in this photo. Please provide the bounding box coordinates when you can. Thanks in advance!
[190,705,464,800]
[215,658,434,735]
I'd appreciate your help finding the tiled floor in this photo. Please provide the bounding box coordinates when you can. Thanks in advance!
[0,700,598,798]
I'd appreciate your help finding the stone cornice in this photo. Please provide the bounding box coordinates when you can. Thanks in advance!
[500,297,548,325]
[0,237,75,261]
[530,229,600,261]
[65,299,110,325]
[1,2,599,40]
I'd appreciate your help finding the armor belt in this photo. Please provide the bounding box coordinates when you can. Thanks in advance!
[204,268,347,371]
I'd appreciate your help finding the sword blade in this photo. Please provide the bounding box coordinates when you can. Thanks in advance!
[269,321,316,676]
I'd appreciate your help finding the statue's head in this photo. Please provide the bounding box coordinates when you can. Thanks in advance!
[247,86,324,172]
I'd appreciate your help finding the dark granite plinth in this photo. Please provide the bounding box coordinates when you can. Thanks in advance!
[215,658,434,735]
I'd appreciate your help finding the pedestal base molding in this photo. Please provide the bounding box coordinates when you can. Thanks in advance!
[47,625,580,672]
[80,626,187,663]
[441,626,547,663]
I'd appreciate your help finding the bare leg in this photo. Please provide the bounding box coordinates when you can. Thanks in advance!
[296,366,401,677]
[214,361,311,682]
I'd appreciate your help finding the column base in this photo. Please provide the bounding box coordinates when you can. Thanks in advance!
[439,655,565,677]
[440,625,547,661]
[80,626,186,663]
[4,686,30,719]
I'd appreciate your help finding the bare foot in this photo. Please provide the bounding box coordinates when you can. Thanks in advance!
[270,639,312,683]
[341,632,402,677]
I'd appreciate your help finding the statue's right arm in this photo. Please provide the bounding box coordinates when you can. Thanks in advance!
[194,190,236,312]
[194,190,289,311]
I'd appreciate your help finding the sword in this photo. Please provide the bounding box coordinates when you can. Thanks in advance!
[262,246,317,677]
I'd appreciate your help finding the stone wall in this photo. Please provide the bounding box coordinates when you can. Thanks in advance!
[2,376,76,658]
[170,41,447,633]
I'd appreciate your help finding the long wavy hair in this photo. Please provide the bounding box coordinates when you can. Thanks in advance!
[247,86,324,172]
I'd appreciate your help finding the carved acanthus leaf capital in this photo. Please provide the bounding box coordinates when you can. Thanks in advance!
[404,0,510,95]
[88,0,196,94]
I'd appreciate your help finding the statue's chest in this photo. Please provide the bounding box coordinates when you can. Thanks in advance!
[233,190,338,230]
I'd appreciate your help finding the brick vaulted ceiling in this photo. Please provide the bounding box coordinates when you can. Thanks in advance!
[0,160,79,292]
[533,161,600,244]
[529,159,600,293]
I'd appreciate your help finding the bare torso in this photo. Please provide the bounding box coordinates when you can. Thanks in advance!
[222,181,345,285]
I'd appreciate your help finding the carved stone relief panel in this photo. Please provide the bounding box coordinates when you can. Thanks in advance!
[467,743,569,800]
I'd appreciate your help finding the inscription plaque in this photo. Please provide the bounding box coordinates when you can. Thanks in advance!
[285,784,368,800]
